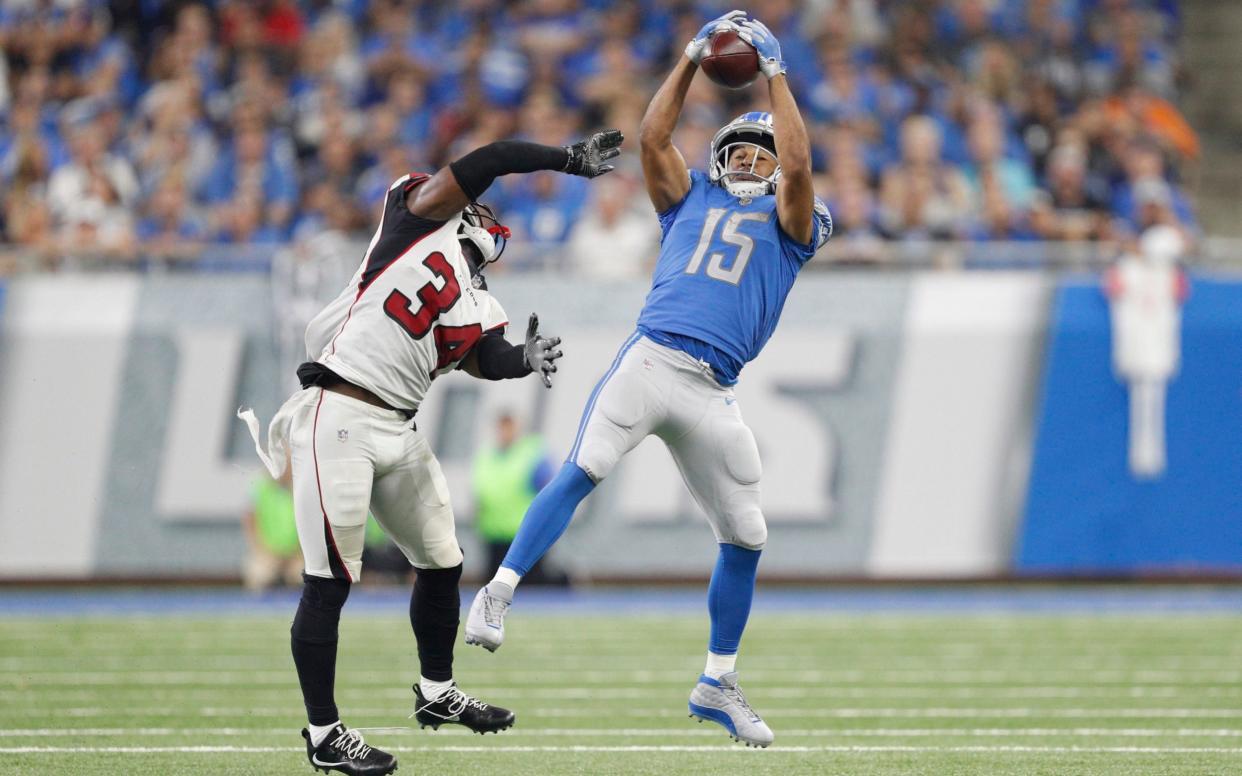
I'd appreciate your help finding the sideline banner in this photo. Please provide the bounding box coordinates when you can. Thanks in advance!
[0,272,1048,580]
[1016,275,1242,573]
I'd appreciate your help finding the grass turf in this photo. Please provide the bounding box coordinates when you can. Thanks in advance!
[2,604,1241,775]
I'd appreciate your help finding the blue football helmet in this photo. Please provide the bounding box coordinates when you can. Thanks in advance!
[709,111,781,199]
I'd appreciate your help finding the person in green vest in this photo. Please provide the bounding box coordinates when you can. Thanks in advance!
[244,463,405,590]
[472,411,565,585]
[242,463,303,591]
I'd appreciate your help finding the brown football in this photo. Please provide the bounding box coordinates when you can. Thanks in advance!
[700,29,760,90]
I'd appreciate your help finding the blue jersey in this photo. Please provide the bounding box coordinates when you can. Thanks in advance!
[636,169,832,384]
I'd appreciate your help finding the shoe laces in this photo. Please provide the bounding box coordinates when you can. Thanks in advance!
[722,683,762,722]
[330,728,372,760]
[419,685,490,717]
[481,588,510,628]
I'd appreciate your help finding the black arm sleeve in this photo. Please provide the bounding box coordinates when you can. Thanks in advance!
[472,332,532,380]
[448,140,571,201]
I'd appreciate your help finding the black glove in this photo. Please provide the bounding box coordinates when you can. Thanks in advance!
[563,129,624,178]
[522,313,563,388]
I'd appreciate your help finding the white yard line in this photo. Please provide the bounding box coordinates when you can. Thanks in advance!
[3,727,1242,738]
[9,686,1240,704]
[30,706,1242,719]
[5,656,1242,669]
[2,745,1242,754]
[6,669,1241,685]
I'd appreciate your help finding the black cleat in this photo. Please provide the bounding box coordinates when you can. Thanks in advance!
[301,724,397,775]
[412,682,515,734]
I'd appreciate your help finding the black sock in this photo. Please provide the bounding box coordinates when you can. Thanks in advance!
[410,564,463,682]
[291,574,351,725]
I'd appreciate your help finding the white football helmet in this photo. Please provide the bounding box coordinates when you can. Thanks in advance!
[458,202,510,268]
[709,111,782,199]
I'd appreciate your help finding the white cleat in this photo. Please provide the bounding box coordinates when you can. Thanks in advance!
[688,672,775,748]
[464,582,513,652]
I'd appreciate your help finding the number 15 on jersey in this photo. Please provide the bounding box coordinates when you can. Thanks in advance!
[684,208,771,286]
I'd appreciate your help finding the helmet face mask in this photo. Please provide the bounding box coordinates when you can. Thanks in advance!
[458,202,510,272]
[710,112,781,198]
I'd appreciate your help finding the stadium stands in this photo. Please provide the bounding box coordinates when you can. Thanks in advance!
[0,0,1198,273]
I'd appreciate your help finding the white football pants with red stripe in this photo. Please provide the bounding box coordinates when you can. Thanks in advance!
[241,387,462,581]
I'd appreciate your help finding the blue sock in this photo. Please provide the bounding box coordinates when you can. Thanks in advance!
[707,543,761,655]
[501,463,596,577]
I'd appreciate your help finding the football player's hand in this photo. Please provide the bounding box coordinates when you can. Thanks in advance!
[563,129,623,179]
[685,9,746,64]
[737,18,786,79]
[523,313,563,389]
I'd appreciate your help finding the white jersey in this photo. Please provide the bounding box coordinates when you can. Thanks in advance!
[1106,254,1185,380]
[304,174,509,410]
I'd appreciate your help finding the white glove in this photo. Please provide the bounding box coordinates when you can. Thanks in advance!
[685,9,747,64]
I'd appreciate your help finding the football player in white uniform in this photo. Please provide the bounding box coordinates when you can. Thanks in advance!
[240,128,622,776]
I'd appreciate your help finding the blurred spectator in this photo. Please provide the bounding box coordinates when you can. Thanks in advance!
[242,464,303,592]
[878,115,971,239]
[1013,77,1062,181]
[502,170,588,260]
[1111,139,1195,233]
[471,411,564,585]
[962,103,1036,213]
[1030,144,1113,242]
[1085,6,1176,98]
[133,80,217,198]
[565,173,659,279]
[1104,224,1189,479]
[965,175,1037,243]
[214,190,285,244]
[823,176,886,264]
[136,177,208,264]
[1104,82,1199,162]
[203,120,299,233]
[46,116,138,226]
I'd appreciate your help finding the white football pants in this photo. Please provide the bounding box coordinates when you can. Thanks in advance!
[251,388,463,581]
[570,334,767,550]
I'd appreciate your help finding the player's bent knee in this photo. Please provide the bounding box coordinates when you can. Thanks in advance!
[414,562,463,595]
[573,437,620,483]
[293,575,352,645]
[419,540,464,571]
[300,573,351,611]
[728,510,768,550]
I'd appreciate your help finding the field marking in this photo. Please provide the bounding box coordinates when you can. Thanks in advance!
[4,745,1242,754]
[6,656,1242,670]
[4,727,1242,739]
[10,685,1240,703]
[25,706,1242,720]
[7,669,1242,686]
[530,707,1242,720]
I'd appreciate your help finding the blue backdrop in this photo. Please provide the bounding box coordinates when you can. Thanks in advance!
[1016,274,1242,574]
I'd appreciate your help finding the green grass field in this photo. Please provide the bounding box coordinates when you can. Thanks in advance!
[3,604,1241,775]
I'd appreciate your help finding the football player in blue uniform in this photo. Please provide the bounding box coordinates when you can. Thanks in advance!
[465,10,831,747]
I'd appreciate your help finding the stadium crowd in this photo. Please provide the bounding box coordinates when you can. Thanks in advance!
[0,0,1197,274]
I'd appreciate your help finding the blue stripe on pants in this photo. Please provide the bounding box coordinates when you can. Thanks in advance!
[568,331,641,464]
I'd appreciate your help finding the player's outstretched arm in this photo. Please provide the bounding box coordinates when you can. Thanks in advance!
[640,11,744,212]
[459,314,563,388]
[639,57,695,213]
[408,133,623,221]
[739,18,814,244]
